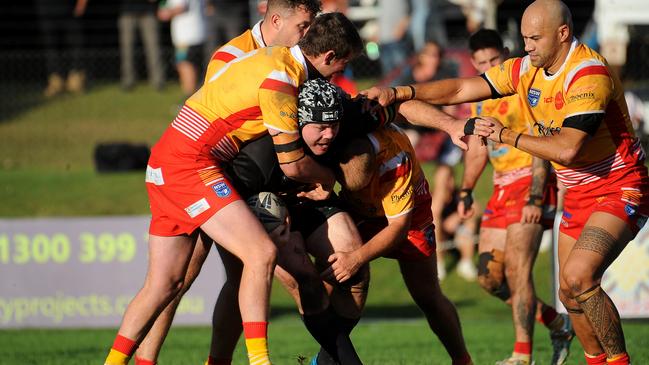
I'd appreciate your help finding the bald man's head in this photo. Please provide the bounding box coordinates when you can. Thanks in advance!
[521,0,573,71]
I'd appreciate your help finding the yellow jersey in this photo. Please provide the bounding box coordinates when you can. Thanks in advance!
[471,95,533,186]
[204,21,266,84]
[341,125,431,225]
[483,39,645,189]
[170,45,309,165]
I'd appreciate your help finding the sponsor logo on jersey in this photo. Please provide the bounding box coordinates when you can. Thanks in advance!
[212,182,231,198]
[476,102,483,116]
[185,198,211,218]
[528,88,541,107]
[498,100,509,115]
[555,91,564,110]
[566,92,595,104]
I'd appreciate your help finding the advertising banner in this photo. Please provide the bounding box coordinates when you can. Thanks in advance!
[0,216,225,328]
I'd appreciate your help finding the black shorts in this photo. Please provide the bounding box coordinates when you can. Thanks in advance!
[288,195,345,239]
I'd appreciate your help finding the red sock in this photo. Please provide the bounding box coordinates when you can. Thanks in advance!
[207,356,232,365]
[607,353,631,365]
[451,352,473,365]
[514,342,532,356]
[538,306,559,327]
[585,352,607,365]
[243,321,268,339]
[134,356,156,365]
[112,334,138,358]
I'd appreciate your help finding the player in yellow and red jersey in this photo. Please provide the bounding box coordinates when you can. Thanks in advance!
[133,2,322,364]
[203,0,320,84]
[459,29,572,365]
[324,125,473,365]
[362,1,648,364]
[103,13,363,365]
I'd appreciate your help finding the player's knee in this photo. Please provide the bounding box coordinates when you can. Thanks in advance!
[561,263,595,297]
[477,251,508,299]
[243,240,277,271]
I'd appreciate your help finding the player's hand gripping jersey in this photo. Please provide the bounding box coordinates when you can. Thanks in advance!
[471,96,533,186]
[204,21,266,84]
[482,39,646,190]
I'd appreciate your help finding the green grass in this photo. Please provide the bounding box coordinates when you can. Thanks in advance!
[1,83,648,364]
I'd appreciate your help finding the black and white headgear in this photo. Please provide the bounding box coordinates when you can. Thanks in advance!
[298,79,344,128]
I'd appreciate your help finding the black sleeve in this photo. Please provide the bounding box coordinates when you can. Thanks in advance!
[562,113,604,136]
[480,73,502,99]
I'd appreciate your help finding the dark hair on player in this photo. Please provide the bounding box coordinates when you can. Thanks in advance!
[298,12,363,60]
[469,29,504,54]
[267,0,321,16]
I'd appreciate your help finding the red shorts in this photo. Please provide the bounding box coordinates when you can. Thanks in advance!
[560,168,649,240]
[355,202,436,261]
[481,174,557,230]
[146,128,241,236]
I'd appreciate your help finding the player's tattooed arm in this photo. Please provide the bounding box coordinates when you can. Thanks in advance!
[521,156,549,223]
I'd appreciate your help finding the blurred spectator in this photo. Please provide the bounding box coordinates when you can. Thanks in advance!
[409,0,448,51]
[448,0,500,33]
[436,173,480,281]
[376,0,411,82]
[391,40,476,280]
[35,0,88,97]
[594,0,629,78]
[158,0,206,96]
[119,0,165,91]
[204,0,249,59]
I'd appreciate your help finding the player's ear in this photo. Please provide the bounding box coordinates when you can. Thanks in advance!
[324,50,336,65]
[269,12,282,30]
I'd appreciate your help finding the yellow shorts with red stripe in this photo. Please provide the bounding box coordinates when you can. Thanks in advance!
[560,168,649,240]
[481,174,557,230]
[146,129,241,237]
[355,202,436,261]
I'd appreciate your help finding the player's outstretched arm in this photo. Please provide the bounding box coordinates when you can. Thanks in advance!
[396,100,492,151]
[322,213,411,283]
[360,76,493,107]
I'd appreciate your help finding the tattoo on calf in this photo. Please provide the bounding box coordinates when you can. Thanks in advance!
[515,300,534,334]
[574,226,617,257]
[576,285,626,356]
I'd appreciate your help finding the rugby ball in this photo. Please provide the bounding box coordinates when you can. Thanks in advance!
[246,192,288,232]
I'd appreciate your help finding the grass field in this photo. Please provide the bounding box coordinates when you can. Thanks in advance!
[1,84,647,364]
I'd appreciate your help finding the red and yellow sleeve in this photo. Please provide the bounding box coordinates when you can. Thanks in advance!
[563,67,611,118]
[483,57,522,97]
